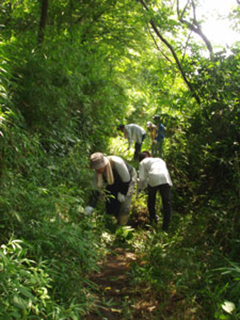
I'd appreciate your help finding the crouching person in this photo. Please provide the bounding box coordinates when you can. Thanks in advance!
[85,152,137,225]
[138,151,173,231]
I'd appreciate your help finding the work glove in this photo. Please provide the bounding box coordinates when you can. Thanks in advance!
[117,192,126,203]
[84,206,95,215]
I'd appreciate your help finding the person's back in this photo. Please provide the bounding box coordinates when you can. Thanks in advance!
[125,124,146,143]
[152,117,165,156]
[139,157,172,187]
[147,121,157,142]
[86,152,137,226]
[156,123,165,141]
[119,123,146,160]
[138,151,172,231]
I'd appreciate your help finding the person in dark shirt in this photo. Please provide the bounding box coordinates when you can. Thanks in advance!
[152,115,165,157]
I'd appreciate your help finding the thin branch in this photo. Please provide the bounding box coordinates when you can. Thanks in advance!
[177,0,191,19]
[138,0,201,105]
[181,30,192,61]
[177,0,214,59]
[191,0,197,22]
[146,23,173,63]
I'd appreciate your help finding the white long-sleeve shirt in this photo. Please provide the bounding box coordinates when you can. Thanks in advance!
[138,157,173,190]
[124,124,146,148]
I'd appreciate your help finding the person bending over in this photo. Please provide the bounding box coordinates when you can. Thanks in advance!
[138,151,172,231]
[118,124,146,161]
[85,152,137,225]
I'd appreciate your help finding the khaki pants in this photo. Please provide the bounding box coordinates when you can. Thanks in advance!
[117,168,137,226]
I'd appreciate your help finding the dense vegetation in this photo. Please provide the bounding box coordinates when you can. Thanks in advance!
[0,0,239,319]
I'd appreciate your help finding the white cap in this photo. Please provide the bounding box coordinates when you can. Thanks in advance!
[147,121,152,127]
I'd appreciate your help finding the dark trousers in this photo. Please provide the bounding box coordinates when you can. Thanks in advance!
[134,134,146,160]
[106,196,121,217]
[105,187,121,217]
[148,184,171,231]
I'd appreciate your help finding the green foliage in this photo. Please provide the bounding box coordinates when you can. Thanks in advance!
[0,234,102,319]
[0,239,53,319]
[115,226,134,242]
[1,0,240,319]
[128,211,240,319]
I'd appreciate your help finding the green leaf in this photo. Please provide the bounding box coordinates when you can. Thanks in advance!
[12,295,29,309]
[16,285,36,301]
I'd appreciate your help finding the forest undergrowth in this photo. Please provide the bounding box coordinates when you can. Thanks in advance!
[1,2,240,315]
[84,194,240,320]
[0,122,239,319]
[84,137,240,320]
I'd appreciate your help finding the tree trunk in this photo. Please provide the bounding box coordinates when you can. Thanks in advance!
[38,0,49,44]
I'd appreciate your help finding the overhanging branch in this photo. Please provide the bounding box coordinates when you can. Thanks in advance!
[146,23,173,63]
[177,0,214,59]
[138,0,201,105]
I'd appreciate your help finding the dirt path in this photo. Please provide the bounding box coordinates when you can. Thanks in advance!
[86,246,159,320]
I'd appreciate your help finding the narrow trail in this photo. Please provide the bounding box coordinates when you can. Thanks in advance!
[86,246,159,320]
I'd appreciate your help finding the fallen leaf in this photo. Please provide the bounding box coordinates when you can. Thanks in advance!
[111,308,122,313]
[104,287,111,291]
[222,301,235,314]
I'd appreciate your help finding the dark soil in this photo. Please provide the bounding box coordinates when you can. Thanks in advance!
[86,246,160,320]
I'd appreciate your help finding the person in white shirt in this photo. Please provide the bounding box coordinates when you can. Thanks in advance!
[138,151,173,231]
[85,152,137,225]
[118,124,146,160]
